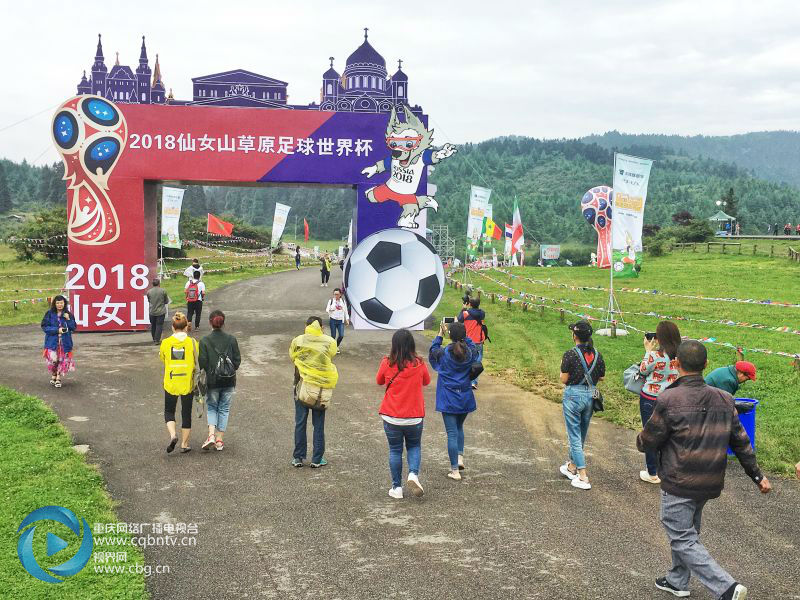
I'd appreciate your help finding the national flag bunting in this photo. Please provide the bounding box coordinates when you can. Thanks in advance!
[481,216,503,240]
[207,213,234,237]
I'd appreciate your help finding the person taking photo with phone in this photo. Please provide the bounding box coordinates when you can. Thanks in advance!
[429,320,478,481]
[638,321,681,484]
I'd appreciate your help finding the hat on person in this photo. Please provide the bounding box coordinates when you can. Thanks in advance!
[569,320,593,339]
[735,360,756,381]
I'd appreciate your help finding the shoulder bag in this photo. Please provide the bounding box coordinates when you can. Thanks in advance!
[573,348,604,412]
[623,363,645,395]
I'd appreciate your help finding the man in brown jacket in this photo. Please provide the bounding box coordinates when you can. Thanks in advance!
[637,340,771,600]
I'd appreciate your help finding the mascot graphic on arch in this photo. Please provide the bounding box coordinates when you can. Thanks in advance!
[361,105,457,229]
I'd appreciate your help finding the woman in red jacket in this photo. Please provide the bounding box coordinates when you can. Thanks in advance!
[376,329,431,499]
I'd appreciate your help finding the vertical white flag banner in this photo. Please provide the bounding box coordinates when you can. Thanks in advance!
[467,185,491,242]
[612,153,653,278]
[271,202,292,247]
[160,187,185,249]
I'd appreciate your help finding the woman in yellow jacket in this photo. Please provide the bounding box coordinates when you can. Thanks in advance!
[159,312,199,453]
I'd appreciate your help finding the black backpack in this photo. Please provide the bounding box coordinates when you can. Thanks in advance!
[210,339,236,381]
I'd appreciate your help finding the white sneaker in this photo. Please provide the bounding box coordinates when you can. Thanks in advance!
[731,583,748,600]
[560,462,578,480]
[447,470,462,481]
[406,473,425,498]
[640,470,661,484]
[457,454,465,470]
[407,473,424,497]
[388,486,404,499]
[571,477,591,490]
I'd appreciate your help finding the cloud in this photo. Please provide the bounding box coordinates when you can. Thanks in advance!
[1,0,799,163]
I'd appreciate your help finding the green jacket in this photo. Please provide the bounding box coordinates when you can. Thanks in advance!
[704,365,739,395]
[198,330,241,390]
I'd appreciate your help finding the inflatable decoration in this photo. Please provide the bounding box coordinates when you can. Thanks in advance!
[581,186,612,269]
[344,228,444,329]
[52,95,127,246]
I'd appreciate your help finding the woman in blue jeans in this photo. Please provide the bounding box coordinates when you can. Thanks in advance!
[376,329,431,498]
[429,321,477,481]
[559,321,605,490]
[198,310,241,452]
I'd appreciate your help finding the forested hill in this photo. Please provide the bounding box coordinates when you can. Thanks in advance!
[3,135,800,245]
[582,130,800,188]
[428,136,800,245]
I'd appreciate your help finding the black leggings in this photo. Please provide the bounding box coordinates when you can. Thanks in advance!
[321,270,330,284]
[164,391,193,428]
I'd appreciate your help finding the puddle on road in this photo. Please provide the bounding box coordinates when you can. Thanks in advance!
[399,533,462,545]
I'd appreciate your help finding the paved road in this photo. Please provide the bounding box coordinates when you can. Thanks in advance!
[3,267,799,599]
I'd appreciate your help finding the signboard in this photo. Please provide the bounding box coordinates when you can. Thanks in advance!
[540,244,561,260]
[270,202,291,247]
[611,153,653,278]
[467,185,491,242]
[160,187,184,249]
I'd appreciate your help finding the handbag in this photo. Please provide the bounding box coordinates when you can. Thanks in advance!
[469,361,484,380]
[573,348,604,412]
[623,363,645,395]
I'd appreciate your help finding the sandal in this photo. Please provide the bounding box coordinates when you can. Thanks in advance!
[166,437,178,453]
[180,447,192,454]
[202,435,216,451]
[50,378,57,386]
[215,440,224,451]
[54,380,62,388]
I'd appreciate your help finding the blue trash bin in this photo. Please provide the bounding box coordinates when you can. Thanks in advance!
[728,398,759,456]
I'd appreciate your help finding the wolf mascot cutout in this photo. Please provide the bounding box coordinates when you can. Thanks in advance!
[361,106,457,229]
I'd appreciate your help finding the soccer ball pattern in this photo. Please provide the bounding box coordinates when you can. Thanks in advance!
[344,229,444,329]
[581,186,613,269]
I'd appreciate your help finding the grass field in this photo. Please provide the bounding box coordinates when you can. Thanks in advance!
[0,240,343,327]
[0,387,148,599]
[432,248,800,475]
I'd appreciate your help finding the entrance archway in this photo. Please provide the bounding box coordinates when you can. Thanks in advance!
[52,95,427,331]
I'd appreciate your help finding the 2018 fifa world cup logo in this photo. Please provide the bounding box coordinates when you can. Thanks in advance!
[52,95,127,245]
[581,186,613,269]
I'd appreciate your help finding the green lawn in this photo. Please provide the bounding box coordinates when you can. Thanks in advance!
[0,387,148,599]
[433,250,800,475]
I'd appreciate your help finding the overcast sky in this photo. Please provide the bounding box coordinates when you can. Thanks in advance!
[2,0,799,165]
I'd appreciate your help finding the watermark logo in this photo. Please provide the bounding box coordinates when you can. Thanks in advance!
[17,506,93,583]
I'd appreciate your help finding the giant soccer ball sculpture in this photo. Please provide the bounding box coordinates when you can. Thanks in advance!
[581,186,613,269]
[344,229,444,329]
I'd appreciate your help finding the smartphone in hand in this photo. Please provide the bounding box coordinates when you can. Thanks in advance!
[443,317,455,324]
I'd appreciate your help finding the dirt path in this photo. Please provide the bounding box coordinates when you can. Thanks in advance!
[2,266,798,599]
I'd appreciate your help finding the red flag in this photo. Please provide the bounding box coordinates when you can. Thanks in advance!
[207,213,234,237]
[303,218,309,242]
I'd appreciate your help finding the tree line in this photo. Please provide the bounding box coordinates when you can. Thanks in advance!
[3,134,800,249]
